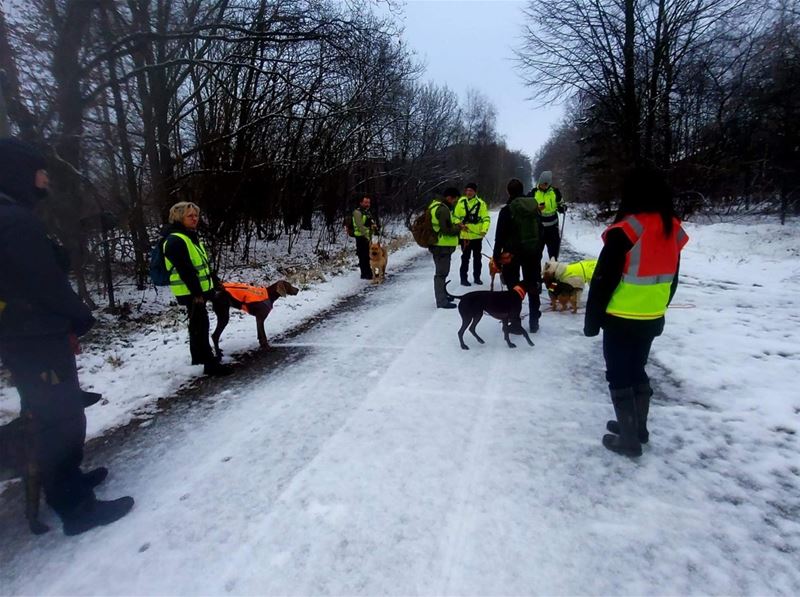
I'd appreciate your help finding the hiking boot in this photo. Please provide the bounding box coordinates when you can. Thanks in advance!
[529,320,539,333]
[474,277,483,285]
[460,279,472,286]
[62,496,134,536]
[437,303,457,309]
[204,362,233,377]
[81,467,108,489]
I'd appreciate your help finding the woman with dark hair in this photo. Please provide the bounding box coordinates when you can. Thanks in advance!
[584,165,689,457]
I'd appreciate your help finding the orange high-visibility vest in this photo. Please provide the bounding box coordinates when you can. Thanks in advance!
[603,213,689,320]
[222,282,269,314]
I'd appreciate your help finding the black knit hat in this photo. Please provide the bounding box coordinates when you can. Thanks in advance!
[465,182,478,191]
[0,138,48,206]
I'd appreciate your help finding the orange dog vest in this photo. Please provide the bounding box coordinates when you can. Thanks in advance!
[221,282,269,314]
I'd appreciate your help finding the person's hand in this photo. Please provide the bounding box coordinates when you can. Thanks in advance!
[583,326,600,337]
[557,204,567,214]
[68,333,81,355]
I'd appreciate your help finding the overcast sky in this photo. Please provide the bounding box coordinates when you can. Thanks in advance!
[392,0,565,163]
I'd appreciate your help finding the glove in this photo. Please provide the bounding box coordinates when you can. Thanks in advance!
[583,325,600,337]
[557,204,567,214]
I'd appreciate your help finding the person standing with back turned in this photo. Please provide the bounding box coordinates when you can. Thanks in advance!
[584,165,689,457]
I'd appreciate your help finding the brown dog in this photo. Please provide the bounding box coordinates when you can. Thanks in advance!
[369,241,388,284]
[488,252,512,291]
[546,280,581,313]
[0,413,48,534]
[211,280,299,357]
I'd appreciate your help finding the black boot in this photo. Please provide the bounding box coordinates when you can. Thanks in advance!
[606,383,652,443]
[62,496,135,536]
[602,388,642,457]
[82,391,102,408]
[460,278,471,286]
[204,362,233,377]
[81,467,108,489]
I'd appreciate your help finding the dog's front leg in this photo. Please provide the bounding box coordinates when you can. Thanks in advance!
[502,320,517,348]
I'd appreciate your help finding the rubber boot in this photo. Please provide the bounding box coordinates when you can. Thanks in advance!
[602,388,642,457]
[606,383,652,443]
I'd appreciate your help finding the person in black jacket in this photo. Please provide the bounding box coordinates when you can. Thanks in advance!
[0,138,134,535]
[493,178,544,332]
[162,201,231,376]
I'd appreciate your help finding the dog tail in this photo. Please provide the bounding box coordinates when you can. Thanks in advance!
[444,280,464,301]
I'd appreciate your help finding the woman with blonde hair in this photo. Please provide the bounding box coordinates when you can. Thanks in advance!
[163,202,231,376]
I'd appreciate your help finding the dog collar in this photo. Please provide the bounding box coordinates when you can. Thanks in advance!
[513,285,526,300]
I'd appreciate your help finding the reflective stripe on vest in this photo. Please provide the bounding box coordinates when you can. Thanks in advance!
[163,233,213,297]
[535,187,559,225]
[430,200,459,247]
[604,214,688,320]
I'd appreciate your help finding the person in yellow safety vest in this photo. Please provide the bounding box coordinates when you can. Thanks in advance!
[454,182,491,286]
[584,165,689,458]
[531,170,565,260]
[352,195,381,280]
[428,187,466,308]
[163,201,231,377]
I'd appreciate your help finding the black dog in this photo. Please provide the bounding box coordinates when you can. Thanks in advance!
[446,281,535,350]
[0,390,101,535]
[211,280,299,358]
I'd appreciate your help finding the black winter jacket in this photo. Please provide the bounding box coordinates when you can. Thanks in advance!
[0,193,94,339]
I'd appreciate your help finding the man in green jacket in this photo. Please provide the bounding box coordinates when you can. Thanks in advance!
[429,187,466,309]
[454,182,490,286]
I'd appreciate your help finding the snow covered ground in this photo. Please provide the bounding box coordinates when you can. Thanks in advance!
[1,210,798,596]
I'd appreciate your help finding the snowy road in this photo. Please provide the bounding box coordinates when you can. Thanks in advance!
[1,245,799,595]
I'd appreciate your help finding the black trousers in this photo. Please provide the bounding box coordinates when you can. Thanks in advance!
[459,238,483,282]
[602,328,655,390]
[501,256,541,323]
[542,225,561,261]
[0,334,93,517]
[355,236,372,279]
[178,297,216,365]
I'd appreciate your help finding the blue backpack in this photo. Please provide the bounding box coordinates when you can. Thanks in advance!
[148,236,171,287]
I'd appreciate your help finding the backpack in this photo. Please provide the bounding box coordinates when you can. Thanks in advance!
[148,236,172,287]
[410,204,439,248]
[508,196,542,256]
[343,214,355,237]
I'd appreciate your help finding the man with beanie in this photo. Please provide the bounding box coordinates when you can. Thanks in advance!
[428,187,466,308]
[0,138,134,535]
[454,182,490,286]
[532,170,565,260]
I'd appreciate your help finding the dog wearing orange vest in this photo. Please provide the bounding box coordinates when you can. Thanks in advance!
[210,280,299,357]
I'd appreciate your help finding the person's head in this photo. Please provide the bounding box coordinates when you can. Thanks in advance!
[506,178,524,198]
[0,138,49,207]
[359,195,371,209]
[442,187,460,205]
[537,170,553,191]
[616,164,676,235]
[464,182,477,199]
[169,201,201,230]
